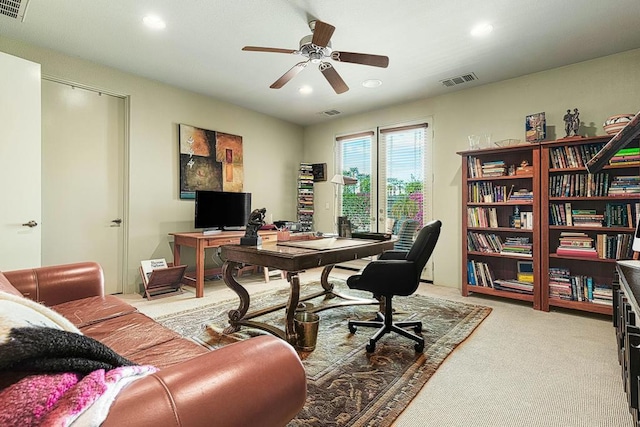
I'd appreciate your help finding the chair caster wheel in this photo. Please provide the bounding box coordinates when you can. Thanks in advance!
[413,324,422,333]
[414,342,424,352]
[365,342,376,353]
[349,324,357,334]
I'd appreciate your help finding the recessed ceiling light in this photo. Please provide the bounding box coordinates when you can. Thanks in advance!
[470,22,493,37]
[143,15,166,30]
[362,79,382,88]
[298,86,313,94]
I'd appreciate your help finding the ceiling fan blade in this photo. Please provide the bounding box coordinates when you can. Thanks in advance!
[319,62,349,94]
[270,61,308,89]
[331,51,389,68]
[242,46,297,54]
[311,20,335,48]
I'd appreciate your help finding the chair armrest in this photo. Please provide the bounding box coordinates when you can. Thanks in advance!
[379,250,408,260]
[2,262,104,305]
[102,336,307,427]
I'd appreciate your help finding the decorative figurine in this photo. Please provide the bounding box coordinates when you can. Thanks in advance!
[563,108,582,138]
[563,109,573,137]
[572,108,581,137]
[240,207,266,246]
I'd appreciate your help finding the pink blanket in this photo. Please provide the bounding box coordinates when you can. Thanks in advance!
[0,365,157,427]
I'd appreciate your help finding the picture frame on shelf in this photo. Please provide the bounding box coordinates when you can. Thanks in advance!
[525,112,546,143]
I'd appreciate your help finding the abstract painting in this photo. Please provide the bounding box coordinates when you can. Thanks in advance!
[179,124,243,199]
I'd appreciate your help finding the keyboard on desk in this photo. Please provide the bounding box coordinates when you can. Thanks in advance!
[351,232,392,241]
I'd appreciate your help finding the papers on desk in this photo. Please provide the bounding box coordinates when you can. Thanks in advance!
[277,237,373,251]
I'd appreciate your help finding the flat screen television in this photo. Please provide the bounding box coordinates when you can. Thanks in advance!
[194,190,251,231]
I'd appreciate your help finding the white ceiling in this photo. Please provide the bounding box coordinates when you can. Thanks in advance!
[1,0,640,126]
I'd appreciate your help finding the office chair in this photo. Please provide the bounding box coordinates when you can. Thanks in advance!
[347,220,442,352]
[394,219,420,251]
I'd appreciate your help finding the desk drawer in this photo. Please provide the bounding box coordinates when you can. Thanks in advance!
[261,234,278,243]
[206,237,240,246]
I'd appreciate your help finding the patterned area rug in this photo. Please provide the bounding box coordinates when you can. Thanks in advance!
[155,281,491,427]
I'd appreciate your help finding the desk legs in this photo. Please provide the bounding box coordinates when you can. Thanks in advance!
[220,263,377,345]
[222,261,300,345]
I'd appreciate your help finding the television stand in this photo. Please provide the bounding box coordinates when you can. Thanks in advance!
[223,226,246,231]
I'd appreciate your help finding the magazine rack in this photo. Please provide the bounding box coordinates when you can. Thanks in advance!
[139,264,187,300]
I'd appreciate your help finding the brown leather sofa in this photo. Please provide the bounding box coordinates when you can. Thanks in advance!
[0,262,307,427]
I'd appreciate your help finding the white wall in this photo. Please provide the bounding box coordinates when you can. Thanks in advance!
[0,37,304,293]
[303,48,640,289]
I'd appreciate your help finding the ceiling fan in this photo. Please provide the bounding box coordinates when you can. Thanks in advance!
[242,20,389,94]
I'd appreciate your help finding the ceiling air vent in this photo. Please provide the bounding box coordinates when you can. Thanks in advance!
[440,72,478,87]
[0,0,30,21]
[322,109,341,117]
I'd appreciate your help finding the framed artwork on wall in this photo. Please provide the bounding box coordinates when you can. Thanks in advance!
[179,124,243,199]
[312,163,327,182]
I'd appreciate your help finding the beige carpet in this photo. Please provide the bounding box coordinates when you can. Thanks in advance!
[119,268,633,426]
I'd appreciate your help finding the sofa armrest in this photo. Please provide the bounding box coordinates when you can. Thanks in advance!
[102,335,307,427]
[2,262,104,305]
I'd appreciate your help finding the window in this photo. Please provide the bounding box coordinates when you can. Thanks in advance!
[335,122,430,234]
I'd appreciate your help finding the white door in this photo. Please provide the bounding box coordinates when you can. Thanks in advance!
[0,52,41,270]
[41,80,125,294]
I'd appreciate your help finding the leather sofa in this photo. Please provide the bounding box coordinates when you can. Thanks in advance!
[0,262,307,426]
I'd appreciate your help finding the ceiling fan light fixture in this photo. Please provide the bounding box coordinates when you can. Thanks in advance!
[470,22,493,37]
[362,79,382,88]
[298,86,313,95]
[143,15,166,30]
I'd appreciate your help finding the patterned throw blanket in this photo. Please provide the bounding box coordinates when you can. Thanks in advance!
[0,291,157,426]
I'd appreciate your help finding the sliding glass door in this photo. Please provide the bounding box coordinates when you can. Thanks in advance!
[336,121,433,279]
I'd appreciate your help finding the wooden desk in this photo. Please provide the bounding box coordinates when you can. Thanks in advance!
[220,237,395,344]
[169,230,278,298]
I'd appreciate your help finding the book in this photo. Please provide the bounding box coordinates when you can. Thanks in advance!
[140,258,169,285]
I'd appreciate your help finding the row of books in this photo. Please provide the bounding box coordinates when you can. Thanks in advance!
[466,260,534,294]
[609,147,640,166]
[555,232,597,258]
[481,160,506,177]
[508,188,533,201]
[467,232,533,257]
[548,142,605,169]
[467,207,498,228]
[467,182,513,203]
[549,202,640,227]
[298,163,314,232]
[548,172,609,197]
[467,157,507,178]
[595,233,634,260]
[548,267,612,304]
[608,175,640,196]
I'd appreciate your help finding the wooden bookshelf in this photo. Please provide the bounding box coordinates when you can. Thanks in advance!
[458,144,541,309]
[540,135,640,315]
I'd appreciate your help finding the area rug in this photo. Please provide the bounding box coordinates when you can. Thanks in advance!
[155,281,491,427]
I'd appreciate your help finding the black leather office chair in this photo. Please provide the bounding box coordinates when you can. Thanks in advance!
[347,219,442,352]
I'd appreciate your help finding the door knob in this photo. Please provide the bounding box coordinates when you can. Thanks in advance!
[22,220,38,228]
[111,218,122,227]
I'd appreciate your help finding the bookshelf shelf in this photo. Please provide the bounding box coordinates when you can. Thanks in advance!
[458,144,541,309]
[540,135,640,314]
[466,285,535,302]
[548,297,612,315]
